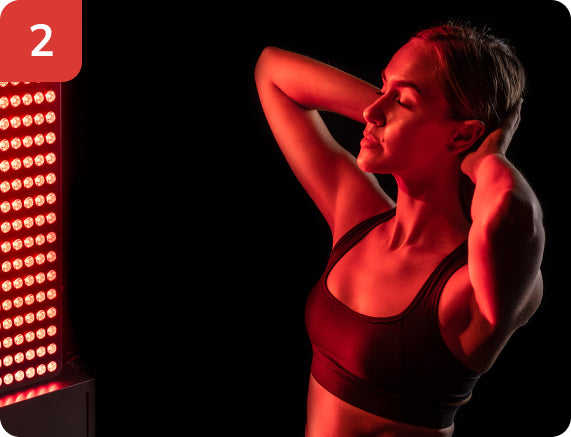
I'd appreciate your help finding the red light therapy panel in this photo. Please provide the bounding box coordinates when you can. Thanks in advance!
[0,82,61,393]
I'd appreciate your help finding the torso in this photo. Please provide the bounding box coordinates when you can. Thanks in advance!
[326,221,463,318]
[306,213,519,436]
[306,374,455,437]
[325,214,496,373]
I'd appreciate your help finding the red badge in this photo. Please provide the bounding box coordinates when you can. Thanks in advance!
[0,0,81,81]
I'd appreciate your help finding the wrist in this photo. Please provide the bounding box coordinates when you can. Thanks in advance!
[462,153,507,184]
[471,154,515,189]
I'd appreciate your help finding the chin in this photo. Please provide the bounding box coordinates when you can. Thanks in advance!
[357,149,391,174]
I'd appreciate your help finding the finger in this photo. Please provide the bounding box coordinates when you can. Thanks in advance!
[515,98,523,122]
[514,98,523,130]
[500,98,523,131]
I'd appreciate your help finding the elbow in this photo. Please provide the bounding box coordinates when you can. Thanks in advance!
[254,48,267,82]
[254,46,279,82]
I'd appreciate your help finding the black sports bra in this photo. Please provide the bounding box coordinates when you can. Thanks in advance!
[305,209,480,429]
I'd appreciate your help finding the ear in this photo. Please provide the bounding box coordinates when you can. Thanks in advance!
[448,120,486,154]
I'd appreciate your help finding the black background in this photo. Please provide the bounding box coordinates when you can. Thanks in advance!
[65,1,569,435]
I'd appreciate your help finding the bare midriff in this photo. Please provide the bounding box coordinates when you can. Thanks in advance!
[305,374,455,437]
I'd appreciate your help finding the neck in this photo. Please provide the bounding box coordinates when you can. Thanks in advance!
[390,168,470,250]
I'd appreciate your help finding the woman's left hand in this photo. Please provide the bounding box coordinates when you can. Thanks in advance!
[461,98,523,182]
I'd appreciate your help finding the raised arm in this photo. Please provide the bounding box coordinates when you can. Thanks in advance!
[461,100,545,329]
[254,47,394,241]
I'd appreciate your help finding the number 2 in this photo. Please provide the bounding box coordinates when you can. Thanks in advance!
[30,24,53,57]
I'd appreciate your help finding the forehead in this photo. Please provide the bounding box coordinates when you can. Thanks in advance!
[383,40,442,95]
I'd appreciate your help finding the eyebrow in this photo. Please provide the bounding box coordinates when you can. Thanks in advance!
[381,70,423,97]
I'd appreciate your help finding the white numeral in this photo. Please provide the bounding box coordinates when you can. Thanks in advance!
[30,24,53,57]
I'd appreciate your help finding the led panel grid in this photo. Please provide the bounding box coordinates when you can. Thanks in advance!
[0,82,61,393]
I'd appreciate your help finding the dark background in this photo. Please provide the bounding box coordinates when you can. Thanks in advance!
[64,1,569,435]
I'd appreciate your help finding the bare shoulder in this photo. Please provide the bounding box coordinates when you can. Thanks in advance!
[330,168,395,246]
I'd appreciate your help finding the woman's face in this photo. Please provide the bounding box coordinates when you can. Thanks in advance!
[357,40,459,178]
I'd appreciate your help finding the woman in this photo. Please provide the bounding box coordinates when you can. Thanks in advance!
[255,24,544,437]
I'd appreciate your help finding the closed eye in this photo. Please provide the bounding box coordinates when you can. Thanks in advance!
[395,99,412,109]
[376,91,412,109]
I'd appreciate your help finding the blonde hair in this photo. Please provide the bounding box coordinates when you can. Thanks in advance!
[412,23,526,151]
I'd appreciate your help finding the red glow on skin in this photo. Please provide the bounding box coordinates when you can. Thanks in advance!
[256,42,544,436]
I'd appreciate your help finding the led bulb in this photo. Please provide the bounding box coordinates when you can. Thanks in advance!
[10,138,21,149]
[10,116,21,129]
[45,112,56,124]
[33,92,44,104]
[10,96,20,107]
[45,91,56,102]
[22,115,33,127]
[22,94,32,106]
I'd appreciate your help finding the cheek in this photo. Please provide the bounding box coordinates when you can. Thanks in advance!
[385,117,448,152]
[357,114,451,174]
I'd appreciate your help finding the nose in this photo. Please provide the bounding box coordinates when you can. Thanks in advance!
[363,97,386,127]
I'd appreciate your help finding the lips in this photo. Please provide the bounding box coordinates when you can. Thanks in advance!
[361,130,382,149]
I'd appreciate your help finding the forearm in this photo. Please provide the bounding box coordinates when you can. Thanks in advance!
[468,154,544,325]
[255,46,379,123]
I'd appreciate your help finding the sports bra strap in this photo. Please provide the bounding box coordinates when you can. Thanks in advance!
[328,208,396,270]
